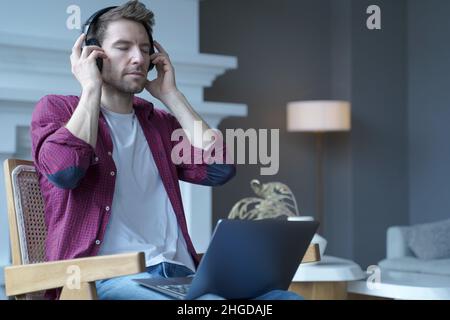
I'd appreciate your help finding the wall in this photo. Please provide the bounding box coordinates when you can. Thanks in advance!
[201,0,410,268]
[349,0,409,267]
[408,0,450,225]
[0,0,200,55]
[325,0,354,262]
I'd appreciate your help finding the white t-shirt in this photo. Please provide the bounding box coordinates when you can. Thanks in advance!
[98,107,195,271]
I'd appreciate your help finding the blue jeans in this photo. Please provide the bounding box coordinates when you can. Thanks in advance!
[96,262,303,300]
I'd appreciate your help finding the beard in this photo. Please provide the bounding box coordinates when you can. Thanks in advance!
[103,74,147,94]
[102,63,148,94]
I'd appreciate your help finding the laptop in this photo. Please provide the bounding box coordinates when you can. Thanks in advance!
[134,218,319,300]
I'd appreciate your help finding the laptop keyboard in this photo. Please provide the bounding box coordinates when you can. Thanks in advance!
[157,284,191,296]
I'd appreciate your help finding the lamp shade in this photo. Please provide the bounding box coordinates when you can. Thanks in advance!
[287,100,351,132]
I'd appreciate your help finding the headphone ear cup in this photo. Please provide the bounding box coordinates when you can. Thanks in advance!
[85,38,104,72]
[148,45,155,71]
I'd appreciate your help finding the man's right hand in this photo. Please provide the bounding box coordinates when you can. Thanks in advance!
[70,33,107,91]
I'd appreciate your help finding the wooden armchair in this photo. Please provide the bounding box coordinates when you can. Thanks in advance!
[3,159,320,300]
[3,159,146,300]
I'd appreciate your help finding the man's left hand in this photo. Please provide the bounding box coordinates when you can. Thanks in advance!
[145,41,179,102]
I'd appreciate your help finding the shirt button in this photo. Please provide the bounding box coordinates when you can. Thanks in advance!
[95,240,101,245]
[106,206,110,212]
[94,157,99,162]
[110,171,115,176]
[108,151,112,156]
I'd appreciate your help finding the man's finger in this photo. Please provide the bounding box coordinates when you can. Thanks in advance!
[81,46,104,59]
[150,52,169,60]
[70,52,76,65]
[72,33,86,57]
[152,56,167,65]
[88,50,108,60]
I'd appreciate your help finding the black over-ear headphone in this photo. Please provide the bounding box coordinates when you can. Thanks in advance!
[82,6,155,72]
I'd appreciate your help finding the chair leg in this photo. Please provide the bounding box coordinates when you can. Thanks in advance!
[60,282,98,300]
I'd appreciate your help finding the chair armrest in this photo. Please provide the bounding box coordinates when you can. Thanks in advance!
[196,244,320,264]
[4,252,145,296]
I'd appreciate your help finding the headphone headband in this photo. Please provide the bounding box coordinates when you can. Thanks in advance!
[82,6,118,37]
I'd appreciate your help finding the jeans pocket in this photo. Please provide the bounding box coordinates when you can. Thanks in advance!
[162,262,194,278]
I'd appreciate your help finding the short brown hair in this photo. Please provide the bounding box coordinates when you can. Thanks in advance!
[87,0,155,45]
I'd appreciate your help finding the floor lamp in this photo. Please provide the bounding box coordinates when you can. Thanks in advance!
[287,100,351,234]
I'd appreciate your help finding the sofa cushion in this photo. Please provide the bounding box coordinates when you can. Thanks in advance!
[407,219,450,260]
[379,257,450,276]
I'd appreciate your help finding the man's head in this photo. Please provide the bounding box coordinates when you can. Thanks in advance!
[86,1,155,94]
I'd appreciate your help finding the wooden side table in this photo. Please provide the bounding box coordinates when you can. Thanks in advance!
[289,256,365,300]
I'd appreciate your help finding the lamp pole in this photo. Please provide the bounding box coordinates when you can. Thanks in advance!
[286,100,351,236]
[316,132,324,235]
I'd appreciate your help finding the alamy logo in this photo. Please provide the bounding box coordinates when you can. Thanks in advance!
[366,265,381,289]
[367,5,381,30]
[170,121,280,176]
[66,5,81,30]
[66,265,81,290]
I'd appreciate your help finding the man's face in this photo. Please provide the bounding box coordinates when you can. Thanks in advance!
[101,19,151,94]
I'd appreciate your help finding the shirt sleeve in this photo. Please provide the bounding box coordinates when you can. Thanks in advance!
[167,113,236,186]
[30,95,95,189]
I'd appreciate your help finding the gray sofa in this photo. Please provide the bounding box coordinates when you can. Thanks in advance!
[378,225,450,277]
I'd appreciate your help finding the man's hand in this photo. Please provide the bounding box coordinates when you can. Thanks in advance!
[70,33,107,91]
[145,42,214,149]
[145,41,179,103]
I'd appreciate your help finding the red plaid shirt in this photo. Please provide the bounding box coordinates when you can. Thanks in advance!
[30,95,235,298]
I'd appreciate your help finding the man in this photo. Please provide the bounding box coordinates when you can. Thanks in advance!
[31,0,300,300]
